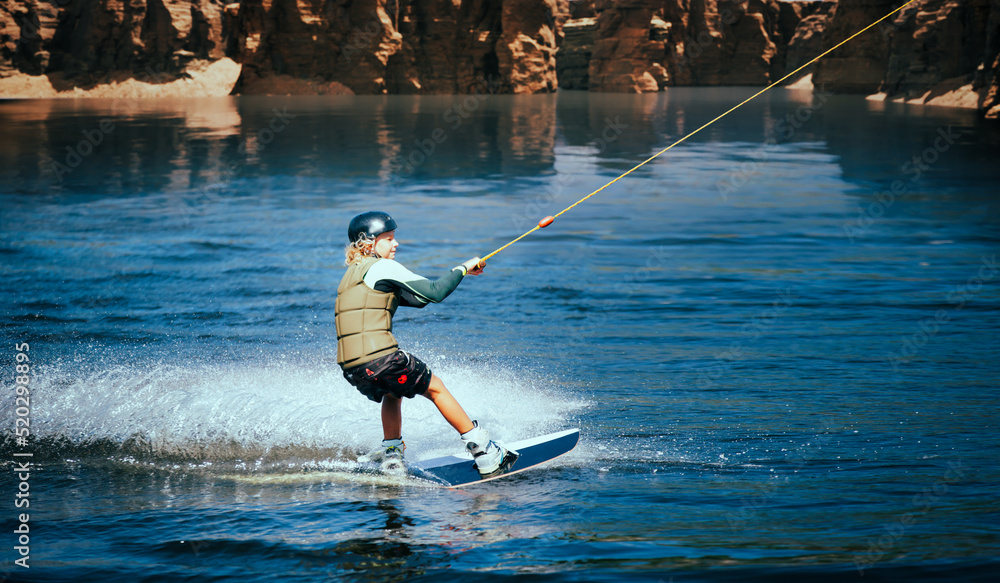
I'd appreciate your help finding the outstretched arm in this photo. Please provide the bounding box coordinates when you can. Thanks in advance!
[365,258,482,306]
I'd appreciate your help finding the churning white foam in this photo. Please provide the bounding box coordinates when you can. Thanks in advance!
[6,350,587,463]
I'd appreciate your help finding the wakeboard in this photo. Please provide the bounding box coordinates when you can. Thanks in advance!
[409,428,580,488]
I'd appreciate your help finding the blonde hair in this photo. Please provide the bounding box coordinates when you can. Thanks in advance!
[344,237,376,265]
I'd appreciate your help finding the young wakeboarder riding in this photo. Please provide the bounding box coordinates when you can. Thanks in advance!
[335,211,515,477]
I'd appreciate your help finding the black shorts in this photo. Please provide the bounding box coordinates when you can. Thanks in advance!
[342,350,433,403]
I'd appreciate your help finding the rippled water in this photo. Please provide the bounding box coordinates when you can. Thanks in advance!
[1,90,999,581]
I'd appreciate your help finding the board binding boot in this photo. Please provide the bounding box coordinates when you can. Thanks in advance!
[380,438,406,474]
[461,421,518,478]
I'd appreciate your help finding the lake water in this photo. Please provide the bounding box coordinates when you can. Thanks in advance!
[1,89,998,582]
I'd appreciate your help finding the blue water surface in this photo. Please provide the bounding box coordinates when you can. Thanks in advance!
[1,89,998,582]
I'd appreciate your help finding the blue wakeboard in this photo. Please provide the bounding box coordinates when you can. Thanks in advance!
[410,428,580,488]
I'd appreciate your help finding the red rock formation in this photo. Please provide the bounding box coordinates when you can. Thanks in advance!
[812,0,899,93]
[227,0,393,95]
[557,16,598,88]
[882,0,999,116]
[498,0,560,93]
[784,1,836,81]
[585,0,810,92]
[1,0,226,81]
[230,0,559,95]
[1,0,559,96]
[0,3,21,77]
[0,0,235,97]
[682,0,799,86]
[814,0,1000,117]
[575,0,1000,116]
[2,0,998,115]
[983,0,1000,117]
[587,0,664,92]
[883,0,987,91]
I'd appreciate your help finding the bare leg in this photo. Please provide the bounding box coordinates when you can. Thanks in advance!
[422,374,475,434]
[381,395,402,440]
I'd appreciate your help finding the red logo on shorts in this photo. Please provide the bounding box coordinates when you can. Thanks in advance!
[365,368,374,376]
[398,375,408,384]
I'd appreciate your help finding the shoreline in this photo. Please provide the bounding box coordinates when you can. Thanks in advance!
[0,58,241,100]
[0,69,990,119]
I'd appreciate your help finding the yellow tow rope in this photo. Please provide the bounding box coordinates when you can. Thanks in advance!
[479,0,920,267]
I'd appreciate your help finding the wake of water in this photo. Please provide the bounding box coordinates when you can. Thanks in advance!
[1,348,588,476]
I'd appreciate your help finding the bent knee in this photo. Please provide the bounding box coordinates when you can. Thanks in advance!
[422,375,447,399]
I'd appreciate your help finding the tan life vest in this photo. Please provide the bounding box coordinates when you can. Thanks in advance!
[335,257,400,368]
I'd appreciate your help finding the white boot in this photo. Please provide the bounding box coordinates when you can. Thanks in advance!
[461,421,511,476]
[380,438,405,473]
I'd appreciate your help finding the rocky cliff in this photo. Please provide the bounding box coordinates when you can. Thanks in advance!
[579,0,814,92]
[228,0,560,95]
[784,0,836,81]
[560,0,999,117]
[1,0,560,96]
[813,0,1000,117]
[558,16,597,89]
[1,0,998,117]
[0,0,239,97]
[1,0,228,81]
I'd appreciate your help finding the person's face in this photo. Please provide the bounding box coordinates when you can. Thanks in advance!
[373,230,398,259]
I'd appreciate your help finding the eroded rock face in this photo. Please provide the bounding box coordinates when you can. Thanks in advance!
[498,0,560,93]
[983,0,1000,117]
[814,0,1000,117]
[584,0,813,92]
[784,0,836,81]
[0,3,22,77]
[0,0,227,82]
[815,0,990,96]
[1,0,998,116]
[574,0,1000,117]
[882,0,987,93]
[229,0,559,95]
[557,16,598,89]
[227,0,399,95]
[0,0,559,95]
[587,0,662,92]
[883,0,1000,116]
[810,0,893,93]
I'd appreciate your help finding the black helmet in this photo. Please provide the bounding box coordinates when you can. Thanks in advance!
[348,211,397,243]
